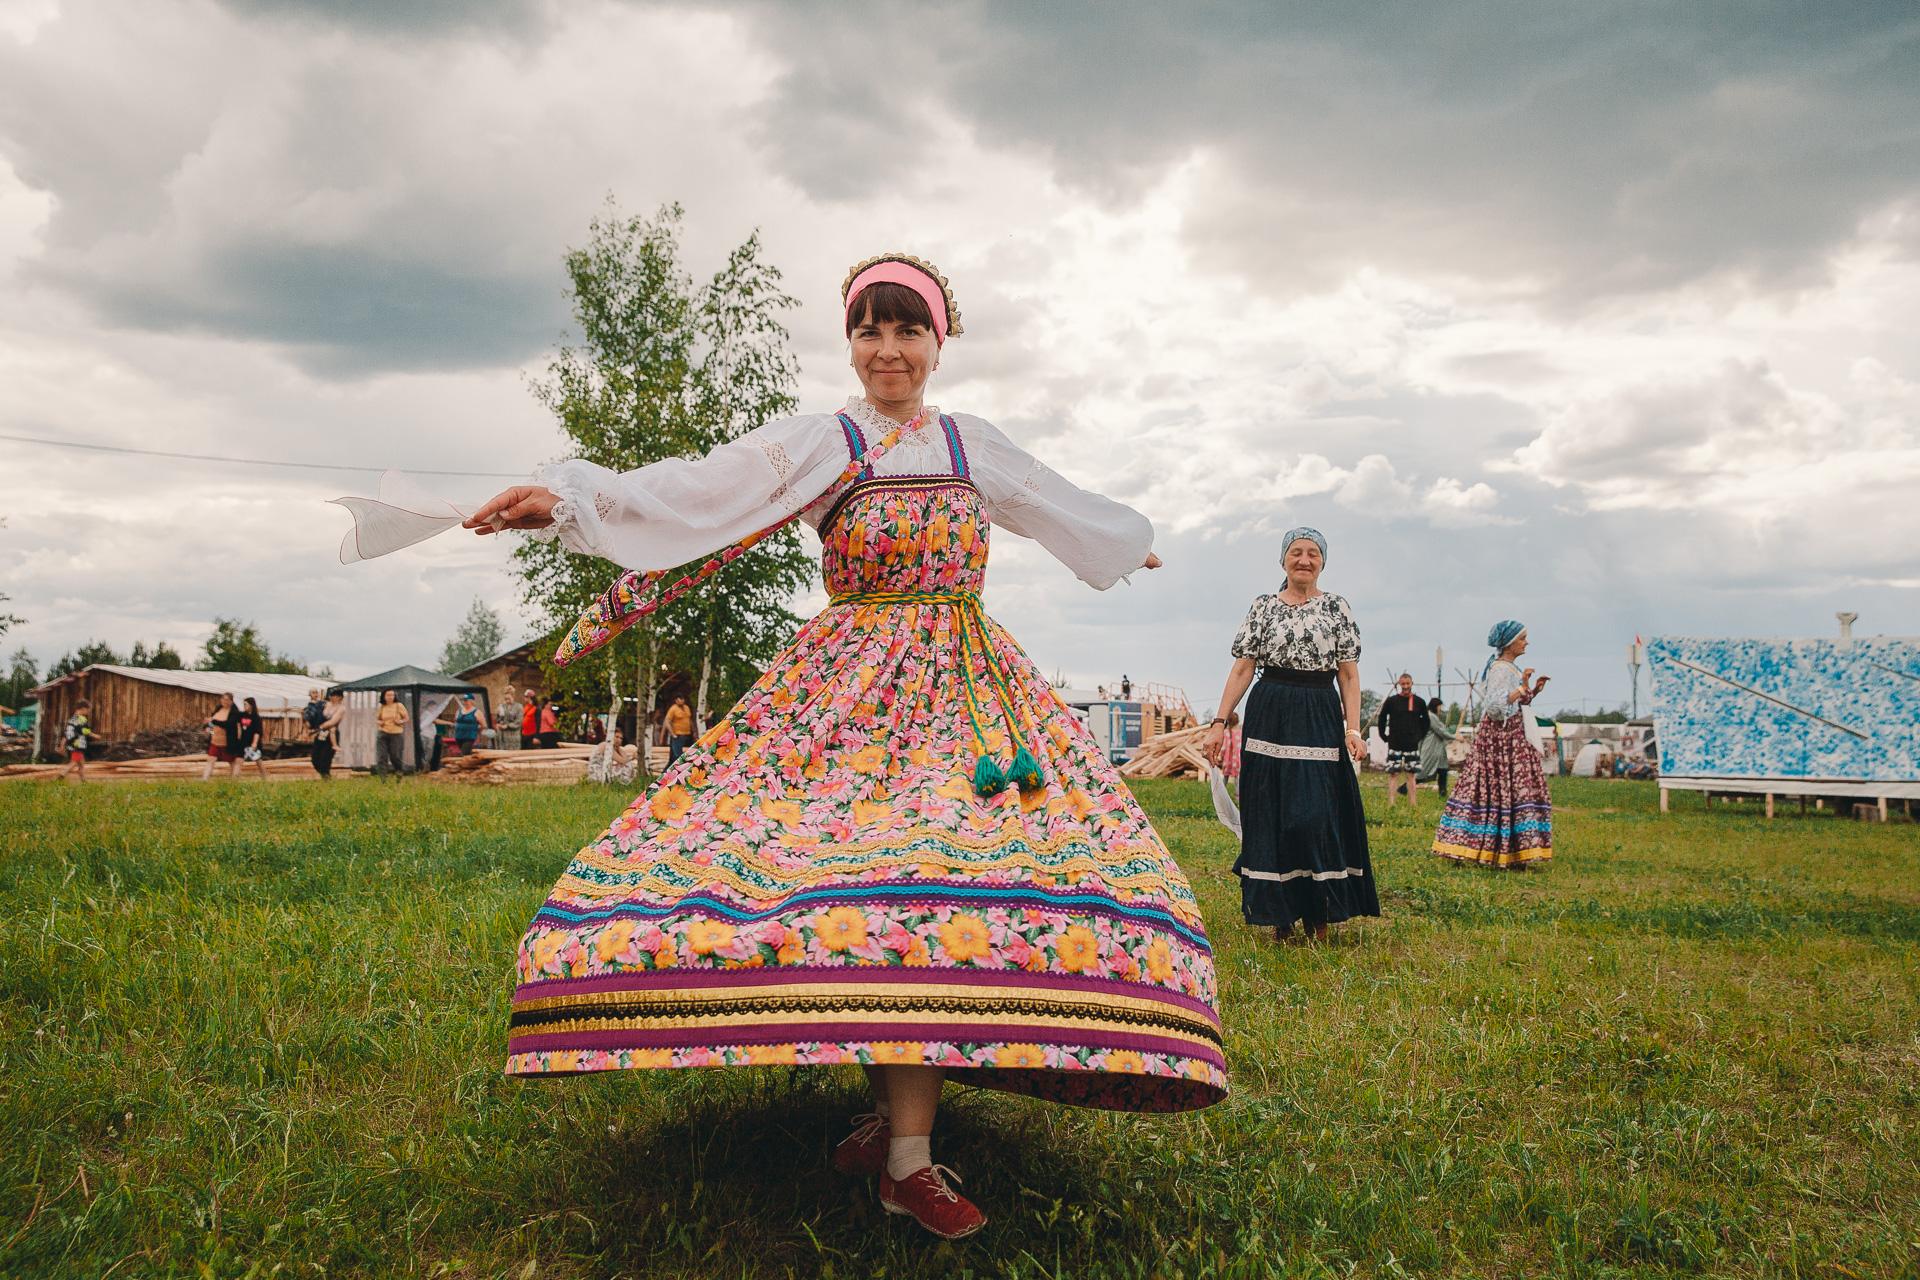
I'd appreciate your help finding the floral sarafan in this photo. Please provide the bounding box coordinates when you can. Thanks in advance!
[506,414,1226,1112]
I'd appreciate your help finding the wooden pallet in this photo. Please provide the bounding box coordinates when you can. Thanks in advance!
[1117,725,1214,779]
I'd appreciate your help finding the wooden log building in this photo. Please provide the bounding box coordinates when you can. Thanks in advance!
[28,665,323,758]
[454,641,545,730]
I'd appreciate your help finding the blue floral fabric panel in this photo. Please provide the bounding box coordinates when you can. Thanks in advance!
[1647,636,1920,782]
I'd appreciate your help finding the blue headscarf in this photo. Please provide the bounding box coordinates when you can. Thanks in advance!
[1281,526,1327,564]
[1483,619,1526,679]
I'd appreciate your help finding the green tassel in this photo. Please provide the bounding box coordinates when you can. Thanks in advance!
[1008,745,1045,792]
[972,753,1007,797]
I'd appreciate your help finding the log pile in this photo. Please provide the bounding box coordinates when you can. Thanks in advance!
[1117,725,1215,780]
[0,752,319,782]
[97,722,213,760]
[434,743,596,785]
[435,742,675,786]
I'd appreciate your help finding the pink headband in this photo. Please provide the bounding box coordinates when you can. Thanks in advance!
[844,260,951,344]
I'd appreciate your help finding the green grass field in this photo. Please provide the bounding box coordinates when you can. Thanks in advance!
[2,775,1915,1278]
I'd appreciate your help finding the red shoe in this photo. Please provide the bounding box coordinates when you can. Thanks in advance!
[879,1165,987,1239]
[831,1111,890,1176]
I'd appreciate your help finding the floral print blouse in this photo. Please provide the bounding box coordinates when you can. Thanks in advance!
[1229,592,1362,673]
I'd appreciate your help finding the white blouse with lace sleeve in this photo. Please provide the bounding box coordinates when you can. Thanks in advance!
[1479,660,1529,721]
[954,412,1154,591]
[533,413,846,571]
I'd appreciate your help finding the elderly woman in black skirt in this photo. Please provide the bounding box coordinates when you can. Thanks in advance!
[1204,527,1378,943]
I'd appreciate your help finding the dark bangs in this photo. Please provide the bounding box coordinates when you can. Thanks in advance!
[846,280,935,335]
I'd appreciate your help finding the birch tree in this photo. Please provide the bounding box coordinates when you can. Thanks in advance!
[515,201,811,770]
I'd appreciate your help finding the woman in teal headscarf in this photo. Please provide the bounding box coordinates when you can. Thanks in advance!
[1431,621,1553,868]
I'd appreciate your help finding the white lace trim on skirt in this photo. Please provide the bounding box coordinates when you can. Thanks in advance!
[1237,866,1369,882]
[1244,739,1340,762]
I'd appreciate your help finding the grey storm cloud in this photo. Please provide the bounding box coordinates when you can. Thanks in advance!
[3,0,1917,376]
[215,0,550,37]
[738,0,1920,300]
[65,241,566,376]
[206,0,1920,299]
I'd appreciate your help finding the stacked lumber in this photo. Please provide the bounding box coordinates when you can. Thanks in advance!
[435,741,676,786]
[1117,725,1214,779]
[0,752,320,782]
[435,743,596,785]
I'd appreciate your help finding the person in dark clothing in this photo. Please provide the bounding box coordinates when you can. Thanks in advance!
[1374,673,1432,805]
[1203,526,1377,946]
[313,690,344,779]
[235,696,270,781]
[453,695,484,755]
[302,688,327,738]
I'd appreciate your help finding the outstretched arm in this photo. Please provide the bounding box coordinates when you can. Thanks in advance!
[464,413,847,571]
[466,486,558,532]
[960,414,1155,589]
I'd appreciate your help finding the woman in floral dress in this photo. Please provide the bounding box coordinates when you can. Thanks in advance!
[462,254,1226,1239]
[1432,620,1553,868]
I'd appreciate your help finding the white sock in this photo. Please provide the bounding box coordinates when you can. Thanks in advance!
[872,1097,892,1121]
[887,1135,932,1181]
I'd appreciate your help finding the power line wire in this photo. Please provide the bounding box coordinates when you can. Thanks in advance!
[0,430,528,480]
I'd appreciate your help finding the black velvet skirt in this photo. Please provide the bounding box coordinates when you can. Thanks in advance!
[1232,668,1380,930]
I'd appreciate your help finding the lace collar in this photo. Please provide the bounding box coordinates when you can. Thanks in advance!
[842,396,943,441]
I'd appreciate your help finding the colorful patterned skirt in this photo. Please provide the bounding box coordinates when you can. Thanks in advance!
[1431,712,1553,868]
[1231,668,1378,931]
[505,471,1226,1112]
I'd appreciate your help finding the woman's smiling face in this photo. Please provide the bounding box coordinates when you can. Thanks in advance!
[849,314,937,406]
[1283,538,1324,587]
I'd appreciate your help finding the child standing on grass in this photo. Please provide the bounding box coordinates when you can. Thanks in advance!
[62,698,93,783]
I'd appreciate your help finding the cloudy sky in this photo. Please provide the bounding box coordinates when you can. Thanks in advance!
[3,0,1917,716]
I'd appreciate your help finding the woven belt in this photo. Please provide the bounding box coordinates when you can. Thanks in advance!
[829,589,1043,797]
